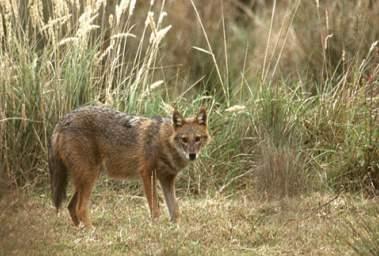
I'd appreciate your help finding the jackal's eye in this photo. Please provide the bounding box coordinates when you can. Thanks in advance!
[181,137,188,143]
[195,136,201,142]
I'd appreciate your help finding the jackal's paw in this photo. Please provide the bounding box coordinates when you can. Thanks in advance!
[78,222,95,231]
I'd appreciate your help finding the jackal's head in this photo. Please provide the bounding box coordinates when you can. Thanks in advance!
[171,108,210,161]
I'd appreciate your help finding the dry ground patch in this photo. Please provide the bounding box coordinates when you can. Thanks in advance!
[0,188,377,256]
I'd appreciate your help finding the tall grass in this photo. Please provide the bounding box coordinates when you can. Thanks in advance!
[0,0,378,199]
[0,0,174,187]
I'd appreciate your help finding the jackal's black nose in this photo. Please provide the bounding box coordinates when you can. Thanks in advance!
[189,153,197,161]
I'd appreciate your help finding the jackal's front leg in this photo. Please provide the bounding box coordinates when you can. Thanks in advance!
[158,174,179,223]
[141,168,160,219]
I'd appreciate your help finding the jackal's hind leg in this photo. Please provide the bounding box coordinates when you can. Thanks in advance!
[71,166,100,228]
[76,178,97,228]
[68,192,79,226]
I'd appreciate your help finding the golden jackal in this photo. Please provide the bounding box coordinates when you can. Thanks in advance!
[48,106,210,227]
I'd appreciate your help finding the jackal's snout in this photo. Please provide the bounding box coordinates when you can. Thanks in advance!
[188,153,197,161]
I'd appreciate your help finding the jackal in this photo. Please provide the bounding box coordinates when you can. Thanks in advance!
[48,106,210,227]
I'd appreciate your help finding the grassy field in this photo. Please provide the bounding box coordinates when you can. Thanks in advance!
[1,186,379,255]
[0,0,378,255]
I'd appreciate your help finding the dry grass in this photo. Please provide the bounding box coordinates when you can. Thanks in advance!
[255,143,308,199]
[1,188,378,255]
[1,1,378,254]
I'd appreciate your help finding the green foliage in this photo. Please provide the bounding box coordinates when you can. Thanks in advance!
[0,1,378,196]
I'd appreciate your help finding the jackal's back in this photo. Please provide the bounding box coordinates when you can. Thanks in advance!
[54,106,149,146]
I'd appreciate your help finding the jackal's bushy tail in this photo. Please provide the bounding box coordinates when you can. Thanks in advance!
[48,140,68,211]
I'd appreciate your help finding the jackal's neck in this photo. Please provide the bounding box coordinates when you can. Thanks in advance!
[158,124,189,173]
[168,141,189,171]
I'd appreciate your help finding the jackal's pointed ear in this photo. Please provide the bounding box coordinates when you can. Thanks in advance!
[173,110,184,128]
[196,108,207,125]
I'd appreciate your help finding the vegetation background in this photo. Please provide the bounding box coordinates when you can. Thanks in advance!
[0,0,378,255]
